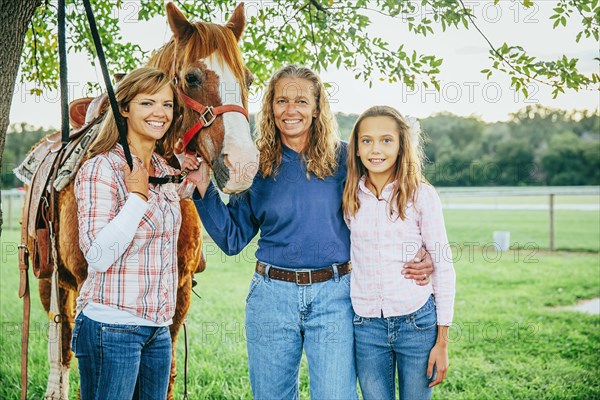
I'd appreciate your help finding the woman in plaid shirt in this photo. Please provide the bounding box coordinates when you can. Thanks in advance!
[71,67,196,399]
[343,106,456,400]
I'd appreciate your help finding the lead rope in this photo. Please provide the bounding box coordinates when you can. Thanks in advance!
[46,223,64,398]
[183,322,189,399]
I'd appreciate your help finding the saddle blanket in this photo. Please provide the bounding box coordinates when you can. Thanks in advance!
[13,123,99,192]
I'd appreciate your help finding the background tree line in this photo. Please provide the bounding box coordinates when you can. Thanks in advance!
[4,104,598,189]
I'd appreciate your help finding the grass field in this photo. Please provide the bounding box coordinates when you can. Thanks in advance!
[1,225,599,399]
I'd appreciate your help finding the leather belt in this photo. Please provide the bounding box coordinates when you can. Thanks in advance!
[255,262,352,285]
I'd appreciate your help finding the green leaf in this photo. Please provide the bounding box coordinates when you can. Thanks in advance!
[553,18,561,28]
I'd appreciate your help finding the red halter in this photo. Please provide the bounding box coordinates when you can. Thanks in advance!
[178,87,249,153]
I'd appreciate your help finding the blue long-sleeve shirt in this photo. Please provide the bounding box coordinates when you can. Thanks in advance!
[193,143,350,269]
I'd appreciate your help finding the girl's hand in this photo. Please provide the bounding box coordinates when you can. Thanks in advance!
[124,157,149,200]
[185,157,211,197]
[427,326,449,387]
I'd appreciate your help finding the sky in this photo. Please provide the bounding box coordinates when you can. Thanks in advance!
[8,1,600,129]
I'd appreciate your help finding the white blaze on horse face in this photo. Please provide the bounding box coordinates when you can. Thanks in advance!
[204,54,259,193]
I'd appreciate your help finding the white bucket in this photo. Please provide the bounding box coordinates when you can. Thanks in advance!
[493,231,511,251]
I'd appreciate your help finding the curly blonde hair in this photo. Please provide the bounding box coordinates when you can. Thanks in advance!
[255,65,339,179]
[87,67,182,160]
[343,105,425,220]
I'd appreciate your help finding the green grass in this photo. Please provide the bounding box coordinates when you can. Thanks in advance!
[1,227,599,399]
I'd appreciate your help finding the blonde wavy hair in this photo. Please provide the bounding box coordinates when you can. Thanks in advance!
[343,105,425,220]
[255,65,339,179]
[87,67,182,160]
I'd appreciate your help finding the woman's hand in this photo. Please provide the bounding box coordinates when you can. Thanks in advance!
[402,247,434,286]
[124,157,149,200]
[427,326,449,387]
[180,152,201,171]
[185,156,211,197]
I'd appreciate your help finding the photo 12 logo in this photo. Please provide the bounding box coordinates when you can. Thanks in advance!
[400,81,540,105]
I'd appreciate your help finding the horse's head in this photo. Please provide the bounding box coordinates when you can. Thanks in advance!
[150,2,258,194]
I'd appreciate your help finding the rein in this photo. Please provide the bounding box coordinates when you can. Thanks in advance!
[82,0,133,171]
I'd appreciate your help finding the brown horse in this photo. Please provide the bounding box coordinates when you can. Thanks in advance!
[25,3,258,399]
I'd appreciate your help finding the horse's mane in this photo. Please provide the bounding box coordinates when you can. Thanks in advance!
[148,21,248,102]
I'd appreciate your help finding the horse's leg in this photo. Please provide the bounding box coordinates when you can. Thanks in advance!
[167,277,193,400]
[39,277,75,400]
[167,200,203,399]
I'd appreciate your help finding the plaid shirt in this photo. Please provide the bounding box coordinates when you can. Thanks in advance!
[75,145,194,324]
[346,178,456,325]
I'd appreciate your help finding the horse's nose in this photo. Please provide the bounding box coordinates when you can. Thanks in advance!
[216,151,259,194]
[212,153,230,191]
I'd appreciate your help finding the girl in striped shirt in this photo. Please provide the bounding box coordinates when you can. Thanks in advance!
[343,105,456,400]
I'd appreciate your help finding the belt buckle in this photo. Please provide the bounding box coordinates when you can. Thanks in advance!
[295,270,312,285]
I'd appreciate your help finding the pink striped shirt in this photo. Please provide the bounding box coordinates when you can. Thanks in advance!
[74,145,194,324]
[346,177,456,325]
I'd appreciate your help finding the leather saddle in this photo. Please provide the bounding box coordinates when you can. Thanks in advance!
[18,94,107,282]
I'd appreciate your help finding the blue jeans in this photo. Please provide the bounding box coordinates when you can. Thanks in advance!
[245,266,358,400]
[71,312,172,400]
[354,295,438,400]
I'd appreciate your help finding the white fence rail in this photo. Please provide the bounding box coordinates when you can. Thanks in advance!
[439,186,599,250]
[437,186,600,197]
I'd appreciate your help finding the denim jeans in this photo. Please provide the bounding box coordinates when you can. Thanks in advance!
[245,266,358,400]
[354,295,438,400]
[71,312,172,400]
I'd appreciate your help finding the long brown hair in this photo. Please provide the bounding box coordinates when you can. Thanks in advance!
[255,64,339,179]
[343,105,424,220]
[87,67,182,159]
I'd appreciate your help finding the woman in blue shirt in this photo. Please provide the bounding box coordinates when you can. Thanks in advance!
[187,64,433,399]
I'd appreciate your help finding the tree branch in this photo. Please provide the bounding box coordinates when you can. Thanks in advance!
[309,0,329,13]
[457,0,551,87]
[326,5,408,19]
[29,16,42,91]
[571,0,600,28]
[282,2,309,27]
[308,3,319,64]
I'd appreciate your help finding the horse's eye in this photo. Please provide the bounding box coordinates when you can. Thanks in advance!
[185,72,202,86]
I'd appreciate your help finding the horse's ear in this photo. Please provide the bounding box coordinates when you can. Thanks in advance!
[166,2,194,41]
[226,2,245,42]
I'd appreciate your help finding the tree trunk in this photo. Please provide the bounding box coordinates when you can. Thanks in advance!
[0,0,41,235]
